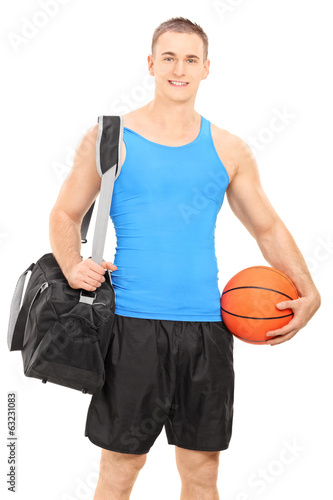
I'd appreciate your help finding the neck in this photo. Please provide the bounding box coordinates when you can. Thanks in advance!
[143,97,200,131]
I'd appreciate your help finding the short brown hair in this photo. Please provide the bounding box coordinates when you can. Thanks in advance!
[151,17,209,62]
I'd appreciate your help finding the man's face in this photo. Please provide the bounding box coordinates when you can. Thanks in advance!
[148,31,210,103]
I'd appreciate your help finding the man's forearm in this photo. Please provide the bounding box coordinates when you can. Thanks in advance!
[255,220,320,300]
[49,208,83,279]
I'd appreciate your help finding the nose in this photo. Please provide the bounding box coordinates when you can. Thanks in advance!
[172,60,186,77]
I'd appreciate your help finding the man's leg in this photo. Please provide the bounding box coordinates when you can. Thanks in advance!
[93,448,147,500]
[86,315,175,497]
[175,446,220,500]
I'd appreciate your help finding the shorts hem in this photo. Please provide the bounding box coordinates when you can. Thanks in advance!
[167,441,230,452]
[85,433,151,455]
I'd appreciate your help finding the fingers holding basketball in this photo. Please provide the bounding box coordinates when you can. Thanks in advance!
[265,326,299,345]
[265,296,314,345]
[265,308,301,345]
[266,299,299,333]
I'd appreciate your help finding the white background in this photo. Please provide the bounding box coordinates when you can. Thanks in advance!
[1,0,332,499]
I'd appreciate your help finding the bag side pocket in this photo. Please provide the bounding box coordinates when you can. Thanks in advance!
[25,315,105,394]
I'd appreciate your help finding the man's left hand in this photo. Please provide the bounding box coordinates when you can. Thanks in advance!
[265,293,321,346]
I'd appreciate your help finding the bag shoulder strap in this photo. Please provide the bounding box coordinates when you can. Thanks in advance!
[80,115,124,243]
[91,115,123,265]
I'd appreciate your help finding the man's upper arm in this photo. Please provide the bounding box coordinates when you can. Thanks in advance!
[226,136,281,240]
[51,124,102,225]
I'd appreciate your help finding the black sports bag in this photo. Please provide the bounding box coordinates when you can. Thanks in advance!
[7,115,123,394]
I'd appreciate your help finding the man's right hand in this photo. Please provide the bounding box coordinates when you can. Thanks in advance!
[66,258,118,291]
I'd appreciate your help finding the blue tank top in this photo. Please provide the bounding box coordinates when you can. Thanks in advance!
[109,115,229,321]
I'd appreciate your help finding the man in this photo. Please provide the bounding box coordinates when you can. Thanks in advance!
[49,17,320,500]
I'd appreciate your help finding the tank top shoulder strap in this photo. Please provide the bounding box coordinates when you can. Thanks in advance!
[199,115,212,140]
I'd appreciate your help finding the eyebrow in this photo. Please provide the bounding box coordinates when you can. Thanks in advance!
[160,51,200,60]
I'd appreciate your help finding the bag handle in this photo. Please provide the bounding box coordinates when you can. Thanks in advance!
[7,263,35,350]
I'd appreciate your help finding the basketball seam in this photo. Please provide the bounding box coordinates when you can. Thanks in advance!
[220,306,294,321]
[244,266,298,297]
[221,286,294,300]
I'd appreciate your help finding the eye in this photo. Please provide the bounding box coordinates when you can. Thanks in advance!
[187,59,196,63]
[164,57,173,61]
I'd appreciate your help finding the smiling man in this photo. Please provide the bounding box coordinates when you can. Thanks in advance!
[49,16,320,500]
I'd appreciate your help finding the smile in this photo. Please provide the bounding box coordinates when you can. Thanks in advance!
[168,80,189,87]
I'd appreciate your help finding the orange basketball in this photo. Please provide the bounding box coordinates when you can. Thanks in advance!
[220,266,298,344]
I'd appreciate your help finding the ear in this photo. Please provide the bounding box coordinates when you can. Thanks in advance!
[147,54,155,76]
[201,59,210,81]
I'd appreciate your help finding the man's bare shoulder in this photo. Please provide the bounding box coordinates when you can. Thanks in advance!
[210,122,253,157]
[122,109,144,129]
[210,123,242,183]
[210,123,256,183]
[85,123,99,143]
[74,123,99,159]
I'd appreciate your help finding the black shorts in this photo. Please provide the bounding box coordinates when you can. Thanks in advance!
[85,314,234,454]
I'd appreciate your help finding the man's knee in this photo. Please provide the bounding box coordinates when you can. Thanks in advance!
[99,449,147,486]
[175,447,220,487]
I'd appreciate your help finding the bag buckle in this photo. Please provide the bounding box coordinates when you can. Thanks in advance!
[79,291,96,305]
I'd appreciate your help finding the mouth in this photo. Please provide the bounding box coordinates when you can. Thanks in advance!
[168,80,189,87]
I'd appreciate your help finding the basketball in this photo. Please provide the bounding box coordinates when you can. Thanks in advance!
[220,266,299,344]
